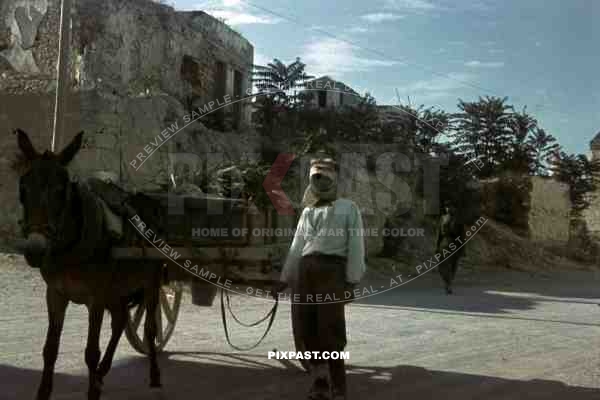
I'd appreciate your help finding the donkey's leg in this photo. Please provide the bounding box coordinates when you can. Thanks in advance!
[36,288,68,400]
[145,274,162,388]
[96,302,127,383]
[85,304,104,400]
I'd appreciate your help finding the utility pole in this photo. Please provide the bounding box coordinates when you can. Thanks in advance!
[51,0,73,151]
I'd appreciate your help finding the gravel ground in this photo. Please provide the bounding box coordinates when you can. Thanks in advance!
[2,252,600,399]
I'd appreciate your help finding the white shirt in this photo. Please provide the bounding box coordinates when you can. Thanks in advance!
[280,198,366,284]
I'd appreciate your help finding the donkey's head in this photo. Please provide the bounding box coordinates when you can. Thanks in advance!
[14,129,83,257]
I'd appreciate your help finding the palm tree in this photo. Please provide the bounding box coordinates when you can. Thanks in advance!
[504,107,537,174]
[552,151,600,215]
[252,57,314,107]
[450,96,514,178]
[527,128,560,176]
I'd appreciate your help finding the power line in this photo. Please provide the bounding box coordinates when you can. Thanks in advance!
[240,0,499,96]
[239,0,574,122]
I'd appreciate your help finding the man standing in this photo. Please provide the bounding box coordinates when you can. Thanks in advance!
[275,154,366,400]
[436,204,465,294]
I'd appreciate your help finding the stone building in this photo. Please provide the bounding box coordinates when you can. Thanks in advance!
[1,0,254,128]
[0,0,259,247]
[300,75,361,109]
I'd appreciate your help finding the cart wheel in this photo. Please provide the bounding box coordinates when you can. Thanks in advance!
[291,302,312,373]
[125,280,183,354]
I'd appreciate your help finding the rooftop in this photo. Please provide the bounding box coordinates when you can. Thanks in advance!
[302,75,360,96]
[591,131,600,149]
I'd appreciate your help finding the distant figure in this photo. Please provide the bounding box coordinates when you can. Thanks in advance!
[436,205,467,295]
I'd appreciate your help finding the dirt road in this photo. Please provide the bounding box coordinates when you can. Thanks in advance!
[2,253,600,399]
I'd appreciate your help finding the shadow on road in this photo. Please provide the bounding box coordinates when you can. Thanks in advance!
[3,354,600,400]
[0,364,86,399]
[355,268,600,317]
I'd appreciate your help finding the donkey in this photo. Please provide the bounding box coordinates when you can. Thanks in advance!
[436,205,468,295]
[14,129,163,400]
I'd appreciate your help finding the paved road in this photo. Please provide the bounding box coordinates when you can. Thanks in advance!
[2,253,600,399]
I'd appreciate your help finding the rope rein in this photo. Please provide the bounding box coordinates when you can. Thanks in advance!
[220,288,278,351]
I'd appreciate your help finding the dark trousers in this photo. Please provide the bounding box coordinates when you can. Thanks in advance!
[293,253,348,395]
[437,235,466,288]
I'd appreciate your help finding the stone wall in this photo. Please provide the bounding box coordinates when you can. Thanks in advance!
[0,0,59,93]
[277,143,421,257]
[1,0,254,126]
[0,0,259,248]
[481,174,571,242]
[74,1,254,128]
[0,90,263,247]
[583,192,600,241]
[528,177,571,242]
[0,92,66,245]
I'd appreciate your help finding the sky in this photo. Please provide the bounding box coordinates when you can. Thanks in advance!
[173,0,599,156]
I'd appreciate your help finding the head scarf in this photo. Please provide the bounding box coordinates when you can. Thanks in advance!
[301,157,338,208]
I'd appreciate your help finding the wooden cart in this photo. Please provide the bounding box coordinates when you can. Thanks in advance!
[108,192,311,371]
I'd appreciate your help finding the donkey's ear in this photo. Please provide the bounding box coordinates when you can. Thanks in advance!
[14,129,38,160]
[58,131,84,165]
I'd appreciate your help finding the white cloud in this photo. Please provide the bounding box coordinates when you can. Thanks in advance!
[205,10,278,25]
[396,72,473,102]
[360,13,405,22]
[347,26,370,33]
[385,0,437,10]
[253,51,272,67]
[195,0,281,25]
[464,60,504,68]
[386,0,495,14]
[302,37,399,77]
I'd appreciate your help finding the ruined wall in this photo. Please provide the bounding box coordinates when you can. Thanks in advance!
[0,0,258,248]
[583,192,600,241]
[481,174,571,243]
[0,0,60,93]
[1,0,254,119]
[74,2,254,126]
[276,142,420,257]
[528,177,571,242]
